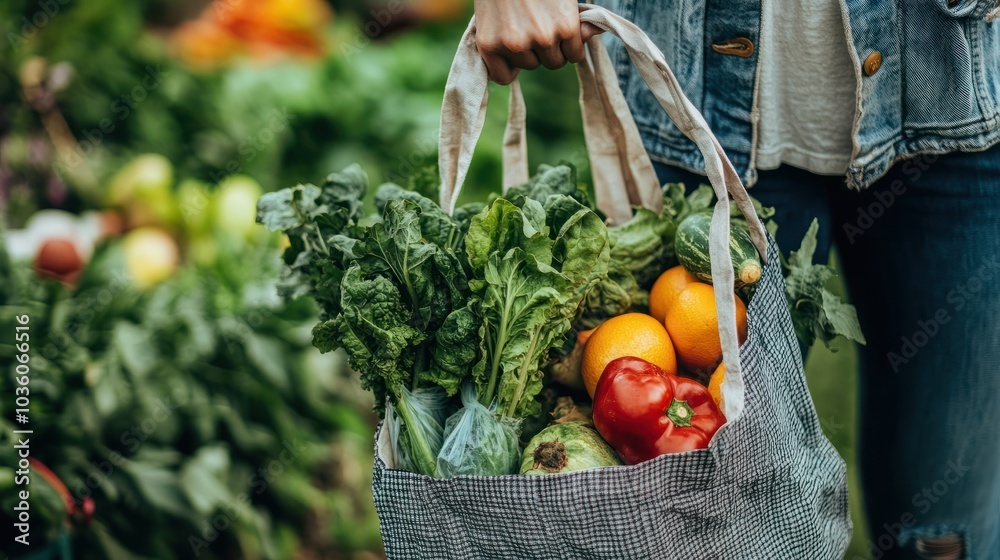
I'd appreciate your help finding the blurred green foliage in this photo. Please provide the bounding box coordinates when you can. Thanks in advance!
[1,0,587,224]
[0,228,383,558]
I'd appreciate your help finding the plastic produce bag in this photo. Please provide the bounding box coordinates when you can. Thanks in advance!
[436,383,520,477]
[385,386,450,476]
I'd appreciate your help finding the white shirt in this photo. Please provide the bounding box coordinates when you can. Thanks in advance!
[754,0,858,175]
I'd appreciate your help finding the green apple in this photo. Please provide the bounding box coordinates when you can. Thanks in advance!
[107,154,177,227]
[213,175,263,239]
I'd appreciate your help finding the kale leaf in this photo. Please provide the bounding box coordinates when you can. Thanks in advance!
[784,219,866,348]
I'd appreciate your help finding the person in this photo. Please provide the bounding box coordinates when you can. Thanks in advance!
[473,1,1000,559]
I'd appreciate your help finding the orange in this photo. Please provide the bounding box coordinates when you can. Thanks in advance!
[708,363,725,408]
[648,265,699,323]
[664,283,748,375]
[581,313,677,397]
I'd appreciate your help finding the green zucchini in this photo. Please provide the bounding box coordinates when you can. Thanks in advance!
[675,212,762,288]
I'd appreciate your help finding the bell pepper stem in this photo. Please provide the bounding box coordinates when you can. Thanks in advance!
[666,399,694,427]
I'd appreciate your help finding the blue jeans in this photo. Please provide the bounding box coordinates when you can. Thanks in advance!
[655,147,1000,560]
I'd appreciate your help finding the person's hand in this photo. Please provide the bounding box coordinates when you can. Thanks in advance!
[474,0,601,85]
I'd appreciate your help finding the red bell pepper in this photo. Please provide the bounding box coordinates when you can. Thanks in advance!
[592,356,726,465]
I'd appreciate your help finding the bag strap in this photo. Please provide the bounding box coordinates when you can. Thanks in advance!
[501,78,529,191]
[500,53,667,225]
[440,20,662,224]
[438,15,491,214]
[437,4,769,419]
[577,33,663,224]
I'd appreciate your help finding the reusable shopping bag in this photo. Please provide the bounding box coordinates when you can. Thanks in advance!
[372,5,852,559]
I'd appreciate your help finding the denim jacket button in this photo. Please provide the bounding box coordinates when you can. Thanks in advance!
[863,52,882,76]
[710,37,755,58]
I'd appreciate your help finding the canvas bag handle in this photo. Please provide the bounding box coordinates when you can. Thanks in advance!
[438,10,663,224]
[437,4,768,419]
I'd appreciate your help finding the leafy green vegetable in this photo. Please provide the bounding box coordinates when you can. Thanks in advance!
[466,198,551,274]
[436,384,520,477]
[682,184,715,216]
[475,248,568,417]
[258,167,479,477]
[355,199,457,332]
[262,163,613,476]
[256,165,367,311]
[0,228,377,560]
[505,164,592,208]
[387,387,450,475]
[466,195,609,419]
[545,194,613,296]
[575,198,677,327]
[426,301,482,396]
[608,208,675,275]
[784,219,866,348]
[576,267,639,330]
[404,164,443,202]
[501,164,673,328]
[375,183,462,252]
[316,266,422,398]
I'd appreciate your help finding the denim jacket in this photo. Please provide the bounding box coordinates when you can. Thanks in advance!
[599,0,1000,189]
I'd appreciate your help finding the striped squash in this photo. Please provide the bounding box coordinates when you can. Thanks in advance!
[675,212,762,288]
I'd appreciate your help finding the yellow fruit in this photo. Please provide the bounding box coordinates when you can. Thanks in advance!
[214,175,263,239]
[581,313,676,397]
[123,227,180,289]
[648,265,699,323]
[664,283,748,375]
[107,154,177,227]
[708,363,725,408]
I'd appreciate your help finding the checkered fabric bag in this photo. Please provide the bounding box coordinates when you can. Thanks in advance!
[371,5,852,559]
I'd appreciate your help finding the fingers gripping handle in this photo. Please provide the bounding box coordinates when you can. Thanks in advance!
[438,8,663,222]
